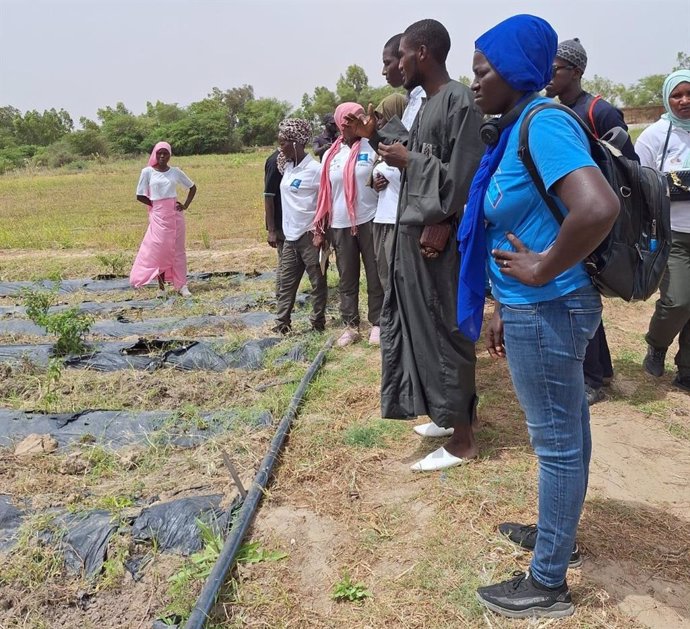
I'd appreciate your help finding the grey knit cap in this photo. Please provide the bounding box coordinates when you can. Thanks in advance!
[556,38,587,73]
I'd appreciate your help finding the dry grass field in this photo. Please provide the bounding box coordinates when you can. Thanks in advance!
[0,153,688,629]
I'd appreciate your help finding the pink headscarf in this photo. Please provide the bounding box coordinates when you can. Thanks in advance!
[147,141,172,167]
[314,103,365,234]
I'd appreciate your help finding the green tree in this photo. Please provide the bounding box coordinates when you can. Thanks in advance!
[297,86,338,124]
[237,98,291,146]
[673,51,690,71]
[97,102,151,154]
[13,108,73,146]
[161,109,241,154]
[581,75,626,106]
[620,74,665,107]
[336,65,370,104]
[144,100,186,125]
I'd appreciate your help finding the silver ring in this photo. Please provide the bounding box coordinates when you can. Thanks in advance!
[503,260,508,268]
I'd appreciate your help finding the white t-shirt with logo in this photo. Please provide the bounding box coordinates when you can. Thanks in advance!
[326,139,378,229]
[636,119,690,232]
[279,153,322,242]
[136,166,194,201]
[372,161,401,225]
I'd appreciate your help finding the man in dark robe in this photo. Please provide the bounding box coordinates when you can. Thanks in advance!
[349,19,484,471]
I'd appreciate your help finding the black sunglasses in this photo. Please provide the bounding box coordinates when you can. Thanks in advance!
[551,64,576,76]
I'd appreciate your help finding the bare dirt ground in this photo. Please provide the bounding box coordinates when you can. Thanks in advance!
[230,298,690,629]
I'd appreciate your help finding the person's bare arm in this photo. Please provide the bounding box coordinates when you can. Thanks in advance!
[176,184,196,211]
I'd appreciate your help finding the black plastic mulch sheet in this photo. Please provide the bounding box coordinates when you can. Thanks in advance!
[0,408,242,450]
[33,495,237,578]
[0,495,24,552]
[0,336,284,372]
[0,312,274,338]
[0,298,164,317]
[0,270,275,297]
[44,510,119,577]
[131,494,233,555]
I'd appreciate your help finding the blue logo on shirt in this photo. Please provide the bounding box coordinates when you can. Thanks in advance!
[357,153,369,163]
[290,179,302,189]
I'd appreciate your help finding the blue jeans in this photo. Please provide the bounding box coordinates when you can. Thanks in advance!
[501,285,602,587]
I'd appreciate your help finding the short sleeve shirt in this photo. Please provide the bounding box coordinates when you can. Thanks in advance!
[264,150,283,230]
[279,154,321,241]
[485,100,596,305]
[136,166,193,201]
[373,161,401,224]
[326,138,378,229]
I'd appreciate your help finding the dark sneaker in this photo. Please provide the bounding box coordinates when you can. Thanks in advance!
[672,374,690,393]
[498,523,582,568]
[585,385,604,405]
[271,323,291,335]
[643,345,666,377]
[476,571,574,619]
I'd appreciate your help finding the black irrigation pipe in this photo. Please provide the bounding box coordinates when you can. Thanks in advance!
[184,336,335,629]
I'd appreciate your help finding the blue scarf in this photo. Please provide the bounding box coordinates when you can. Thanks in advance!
[457,14,557,342]
[457,114,521,342]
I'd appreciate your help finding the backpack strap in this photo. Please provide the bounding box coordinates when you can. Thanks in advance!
[659,121,673,172]
[518,102,598,227]
[586,94,603,138]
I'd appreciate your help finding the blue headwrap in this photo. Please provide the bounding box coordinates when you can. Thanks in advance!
[457,15,557,342]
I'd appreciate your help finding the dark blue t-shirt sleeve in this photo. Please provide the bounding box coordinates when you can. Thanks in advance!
[528,109,597,193]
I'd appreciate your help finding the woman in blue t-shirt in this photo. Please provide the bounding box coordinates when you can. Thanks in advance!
[457,15,619,619]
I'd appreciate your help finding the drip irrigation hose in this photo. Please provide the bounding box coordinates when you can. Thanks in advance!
[184,336,335,629]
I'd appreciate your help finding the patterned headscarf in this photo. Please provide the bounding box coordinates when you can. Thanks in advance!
[556,38,588,73]
[147,141,172,167]
[662,70,690,132]
[313,102,365,234]
[276,118,312,174]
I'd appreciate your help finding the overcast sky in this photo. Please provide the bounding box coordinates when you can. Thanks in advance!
[1,0,688,124]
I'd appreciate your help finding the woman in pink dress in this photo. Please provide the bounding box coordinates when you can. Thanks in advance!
[130,141,197,297]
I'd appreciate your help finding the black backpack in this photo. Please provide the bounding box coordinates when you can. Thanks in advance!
[518,102,671,301]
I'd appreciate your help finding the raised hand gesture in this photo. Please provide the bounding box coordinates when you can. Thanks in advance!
[344,104,376,139]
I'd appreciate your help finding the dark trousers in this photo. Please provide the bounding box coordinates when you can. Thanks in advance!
[583,322,613,388]
[330,220,384,328]
[275,232,327,330]
[646,230,690,375]
[373,222,395,292]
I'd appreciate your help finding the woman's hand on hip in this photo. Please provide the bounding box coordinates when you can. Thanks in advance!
[175,201,185,212]
[492,232,548,286]
[486,309,505,359]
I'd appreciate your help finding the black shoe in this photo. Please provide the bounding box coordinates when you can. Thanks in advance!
[643,345,666,377]
[271,323,291,335]
[476,571,574,619]
[498,523,582,568]
[672,374,690,392]
[585,385,604,405]
[311,323,325,333]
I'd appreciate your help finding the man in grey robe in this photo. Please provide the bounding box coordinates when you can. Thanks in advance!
[349,19,484,471]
